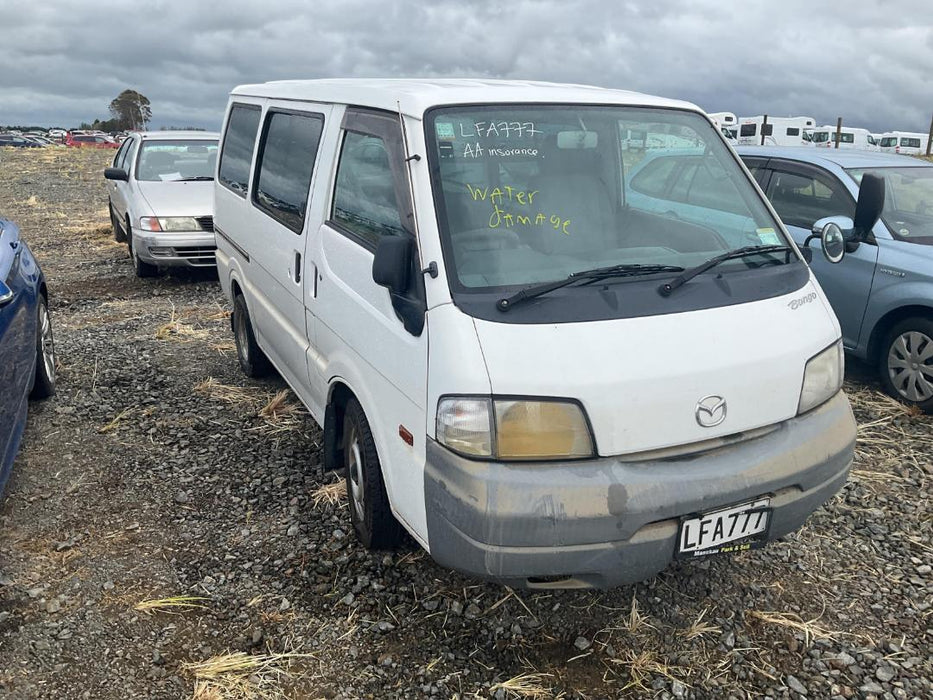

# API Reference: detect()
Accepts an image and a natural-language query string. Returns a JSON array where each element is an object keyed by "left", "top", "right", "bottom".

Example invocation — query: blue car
[
  {"left": 0, "top": 216, "right": 55, "bottom": 495},
  {"left": 737, "top": 147, "right": 933, "bottom": 412}
]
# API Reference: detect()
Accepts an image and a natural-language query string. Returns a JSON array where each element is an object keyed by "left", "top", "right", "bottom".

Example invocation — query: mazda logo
[{"left": 695, "top": 395, "right": 727, "bottom": 427}]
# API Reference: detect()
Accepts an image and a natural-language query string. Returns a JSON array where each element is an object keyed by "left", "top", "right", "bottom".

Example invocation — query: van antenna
[{"left": 397, "top": 100, "right": 425, "bottom": 252}]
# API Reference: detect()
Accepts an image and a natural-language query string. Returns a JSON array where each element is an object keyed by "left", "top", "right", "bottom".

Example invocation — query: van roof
[{"left": 229, "top": 78, "right": 700, "bottom": 118}]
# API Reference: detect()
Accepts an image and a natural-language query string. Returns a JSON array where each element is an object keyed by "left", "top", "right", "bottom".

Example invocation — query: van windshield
[
  {"left": 811, "top": 132, "right": 830, "bottom": 143},
  {"left": 848, "top": 166, "right": 933, "bottom": 245},
  {"left": 880, "top": 137, "right": 898, "bottom": 148},
  {"left": 425, "top": 105, "right": 785, "bottom": 291}
]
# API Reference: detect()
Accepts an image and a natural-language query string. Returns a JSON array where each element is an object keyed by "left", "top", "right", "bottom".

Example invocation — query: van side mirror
[
  {"left": 104, "top": 167, "right": 128, "bottom": 181},
  {"left": 372, "top": 236, "right": 412, "bottom": 295},
  {"left": 853, "top": 173, "right": 885, "bottom": 240}
]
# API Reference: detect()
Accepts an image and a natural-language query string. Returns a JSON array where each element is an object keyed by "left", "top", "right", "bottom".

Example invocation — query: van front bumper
[
  {"left": 423, "top": 391, "right": 855, "bottom": 589},
  {"left": 135, "top": 231, "right": 217, "bottom": 268}
]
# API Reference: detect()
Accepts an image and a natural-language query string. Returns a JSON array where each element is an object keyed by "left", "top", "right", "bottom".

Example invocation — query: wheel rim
[
  {"left": 346, "top": 425, "right": 366, "bottom": 522},
  {"left": 234, "top": 308, "right": 250, "bottom": 365},
  {"left": 39, "top": 303, "right": 55, "bottom": 383},
  {"left": 888, "top": 330, "right": 933, "bottom": 402}
]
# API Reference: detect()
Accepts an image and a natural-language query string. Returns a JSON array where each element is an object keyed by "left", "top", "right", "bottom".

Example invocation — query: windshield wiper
[
  {"left": 177, "top": 176, "right": 214, "bottom": 181},
  {"left": 497, "top": 264, "right": 686, "bottom": 312},
  {"left": 658, "top": 245, "right": 793, "bottom": 297}
]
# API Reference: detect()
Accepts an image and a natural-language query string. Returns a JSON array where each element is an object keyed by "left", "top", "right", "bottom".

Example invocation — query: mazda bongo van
[{"left": 214, "top": 79, "right": 859, "bottom": 589}]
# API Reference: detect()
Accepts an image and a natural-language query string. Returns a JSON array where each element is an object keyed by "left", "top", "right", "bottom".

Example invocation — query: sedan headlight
[
  {"left": 798, "top": 340, "right": 844, "bottom": 414},
  {"left": 436, "top": 397, "right": 595, "bottom": 460},
  {"left": 139, "top": 216, "right": 201, "bottom": 232}
]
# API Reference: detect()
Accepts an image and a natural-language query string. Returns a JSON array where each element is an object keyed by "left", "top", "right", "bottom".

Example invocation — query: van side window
[
  {"left": 740, "top": 124, "right": 756, "bottom": 137},
  {"left": 765, "top": 168, "right": 855, "bottom": 230},
  {"left": 629, "top": 157, "right": 678, "bottom": 197},
  {"left": 332, "top": 132, "right": 407, "bottom": 246},
  {"left": 786, "top": 127, "right": 800, "bottom": 136},
  {"left": 219, "top": 104, "right": 261, "bottom": 197},
  {"left": 252, "top": 110, "right": 324, "bottom": 234}
]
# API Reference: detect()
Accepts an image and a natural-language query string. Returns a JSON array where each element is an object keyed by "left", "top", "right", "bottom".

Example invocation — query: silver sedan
[{"left": 105, "top": 131, "right": 219, "bottom": 277}]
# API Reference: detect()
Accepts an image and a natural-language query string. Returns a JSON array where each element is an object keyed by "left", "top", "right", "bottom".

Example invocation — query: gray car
[
  {"left": 104, "top": 131, "right": 219, "bottom": 277},
  {"left": 738, "top": 146, "right": 933, "bottom": 412}
]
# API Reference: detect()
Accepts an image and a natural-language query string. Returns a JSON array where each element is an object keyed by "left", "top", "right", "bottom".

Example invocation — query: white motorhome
[
  {"left": 878, "top": 131, "right": 929, "bottom": 156},
  {"left": 214, "top": 79, "right": 855, "bottom": 589},
  {"left": 707, "top": 111, "right": 737, "bottom": 130},
  {"left": 736, "top": 116, "right": 816, "bottom": 147},
  {"left": 809, "top": 125, "right": 874, "bottom": 150}
]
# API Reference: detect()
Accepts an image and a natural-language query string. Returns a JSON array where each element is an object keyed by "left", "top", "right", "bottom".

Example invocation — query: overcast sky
[{"left": 1, "top": 0, "right": 931, "bottom": 133}]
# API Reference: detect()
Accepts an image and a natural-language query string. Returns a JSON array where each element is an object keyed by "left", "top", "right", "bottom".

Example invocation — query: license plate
[{"left": 677, "top": 498, "right": 771, "bottom": 558}]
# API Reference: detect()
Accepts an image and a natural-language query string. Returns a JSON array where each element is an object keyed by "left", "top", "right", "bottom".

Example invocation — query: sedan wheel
[
  {"left": 880, "top": 317, "right": 933, "bottom": 413},
  {"left": 31, "top": 296, "right": 56, "bottom": 398}
]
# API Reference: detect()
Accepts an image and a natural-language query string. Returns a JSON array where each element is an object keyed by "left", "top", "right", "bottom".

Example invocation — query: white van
[
  {"left": 736, "top": 116, "right": 815, "bottom": 147},
  {"left": 214, "top": 79, "right": 856, "bottom": 589},
  {"left": 810, "top": 125, "right": 874, "bottom": 150},
  {"left": 878, "top": 131, "right": 929, "bottom": 156}
]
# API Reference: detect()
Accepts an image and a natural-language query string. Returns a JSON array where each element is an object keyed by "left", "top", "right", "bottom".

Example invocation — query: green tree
[{"left": 109, "top": 89, "right": 152, "bottom": 131}]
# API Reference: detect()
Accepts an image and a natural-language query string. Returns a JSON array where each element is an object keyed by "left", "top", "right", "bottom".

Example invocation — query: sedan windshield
[
  {"left": 848, "top": 166, "right": 933, "bottom": 245},
  {"left": 136, "top": 140, "right": 219, "bottom": 182},
  {"left": 426, "top": 105, "right": 785, "bottom": 290}
]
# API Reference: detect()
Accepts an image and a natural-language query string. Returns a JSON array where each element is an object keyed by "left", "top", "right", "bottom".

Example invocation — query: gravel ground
[{"left": 0, "top": 147, "right": 930, "bottom": 700}]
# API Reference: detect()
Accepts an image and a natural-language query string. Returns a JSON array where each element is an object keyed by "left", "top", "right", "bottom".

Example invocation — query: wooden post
[
  {"left": 835, "top": 117, "right": 843, "bottom": 149},
  {"left": 761, "top": 115, "right": 768, "bottom": 146},
  {"left": 926, "top": 112, "right": 933, "bottom": 156}
]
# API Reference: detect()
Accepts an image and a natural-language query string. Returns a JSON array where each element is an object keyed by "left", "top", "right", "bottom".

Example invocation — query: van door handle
[{"left": 294, "top": 252, "right": 301, "bottom": 284}]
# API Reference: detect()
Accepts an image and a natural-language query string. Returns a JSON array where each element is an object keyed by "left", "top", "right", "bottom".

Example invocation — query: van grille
[{"left": 196, "top": 216, "right": 214, "bottom": 232}]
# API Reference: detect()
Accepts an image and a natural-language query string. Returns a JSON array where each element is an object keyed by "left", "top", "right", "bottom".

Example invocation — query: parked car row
[{"left": 4, "top": 79, "right": 930, "bottom": 594}]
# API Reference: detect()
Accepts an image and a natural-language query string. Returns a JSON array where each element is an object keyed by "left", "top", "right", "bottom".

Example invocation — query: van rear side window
[
  {"left": 219, "top": 104, "right": 261, "bottom": 197},
  {"left": 252, "top": 110, "right": 324, "bottom": 234},
  {"left": 740, "top": 124, "right": 756, "bottom": 137}
]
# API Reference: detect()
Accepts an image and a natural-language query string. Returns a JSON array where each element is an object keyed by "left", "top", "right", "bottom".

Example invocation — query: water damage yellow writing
[{"left": 465, "top": 184, "right": 571, "bottom": 235}]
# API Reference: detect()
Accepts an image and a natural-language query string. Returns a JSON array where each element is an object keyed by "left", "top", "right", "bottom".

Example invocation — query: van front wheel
[
  {"left": 343, "top": 398, "right": 403, "bottom": 549},
  {"left": 879, "top": 317, "right": 933, "bottom": 413}
]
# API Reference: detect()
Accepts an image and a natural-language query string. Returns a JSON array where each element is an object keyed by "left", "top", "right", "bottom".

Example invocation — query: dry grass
[
  {"left": 194, "top": 377, "right": 261, "bottom": 407},
  {"left": 185, "top": 650, "right": 316, "bottom": 700},
  {"left": 156, "top": 305, "right": 211, "bottom": 341},
  {"left": 310, "top": 478, "right": 347, "bottom": 509},
  {"left": 134, "top": 595, "right": 209, "bottom": 615},
  {"left": 746, "top": 609, "right": 839, "bottom": 645},
  {"left": 489, "top": 672, "right": 555, "bottom": 699},
  {"left": 625, "top": 592, "right": 655, "bottom": 635},
  {"left": 682, "top": 606, "right": 721, "bottom": 641},
  {"left": 254, "top": 389, "right": 309, "bottom": 436},
  {"left": 612, "top": 649, "right": 686, "bottom": 693}
]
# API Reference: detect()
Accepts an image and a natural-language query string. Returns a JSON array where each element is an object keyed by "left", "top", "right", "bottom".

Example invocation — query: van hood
[
  {"left": 471, "top": 280, "right": 840, "bottom": 456},
  {"left": 136, "top": 180, "right": 213, "bottom": 217}
]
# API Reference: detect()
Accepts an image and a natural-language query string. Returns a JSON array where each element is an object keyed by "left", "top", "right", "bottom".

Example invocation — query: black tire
[
  {"left": 232, "top": 294, "right": 272, "bottom": 378},
  {"left": 343, "top": 398, "right": 403, "bottom": 549},
  {"left": 878, "top": 316, "right": 933, "bottom": 413},
  {"left": 31, "top": 295, "right": 56, "bottom": 399},
  {"left": 127, "top": 222, "right": 157, "bottom": 278},
  {"left": 109, "top": 201, "right": 125, "bottom": 242}
]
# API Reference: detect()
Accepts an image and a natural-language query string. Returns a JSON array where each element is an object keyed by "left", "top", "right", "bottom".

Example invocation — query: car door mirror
[
  {"left": 103, "top": 167, "right": 128, "bottom": 181},
  {"left": 0, "top": 279, "right": 14, "bottom": 307},
  {"left": 372, "top": 236, "right": 412, "bottom": 294},
  {"left": 819, "top": 222, "right": 847, "bottom": 264},
  {"left": 853, "top": 173, "right": 885, "bottom": 240},
  {"left": 809, "top": 215, "right": 857, "bottom": 262}
]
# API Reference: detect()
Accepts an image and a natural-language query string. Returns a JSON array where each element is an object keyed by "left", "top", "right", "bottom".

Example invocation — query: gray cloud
[{"left": 1, "top": 0, "right": 931, "bottom": 133}]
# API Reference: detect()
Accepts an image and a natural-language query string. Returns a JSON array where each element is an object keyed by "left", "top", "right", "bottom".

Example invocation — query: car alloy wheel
[
  {"left": 887, "top": 330, "right": 933, "bottom": 403},
  {"left": 346, "top": 422, "right": 366, "bottom": 523},
  {"left": 39, "top": 301, "right": 55, "bottom": 384}
]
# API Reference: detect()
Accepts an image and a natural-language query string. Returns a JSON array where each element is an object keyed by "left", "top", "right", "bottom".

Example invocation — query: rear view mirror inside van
[{"left": 557, "top": 131, "right": 598, "bottom": 149}]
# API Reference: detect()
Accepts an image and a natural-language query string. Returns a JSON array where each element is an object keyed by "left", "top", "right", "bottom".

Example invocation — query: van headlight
[
  {"left": 798, "top": 341, "right": 844, "bottom": 414},
  {"left": 436, "top": 397, "right": 595, "bottom": 460}
]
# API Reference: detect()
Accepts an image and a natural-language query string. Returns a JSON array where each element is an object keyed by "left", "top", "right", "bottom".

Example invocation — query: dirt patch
[{"left": 0, "top": 148, "right": 930, "bottom": 699}]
